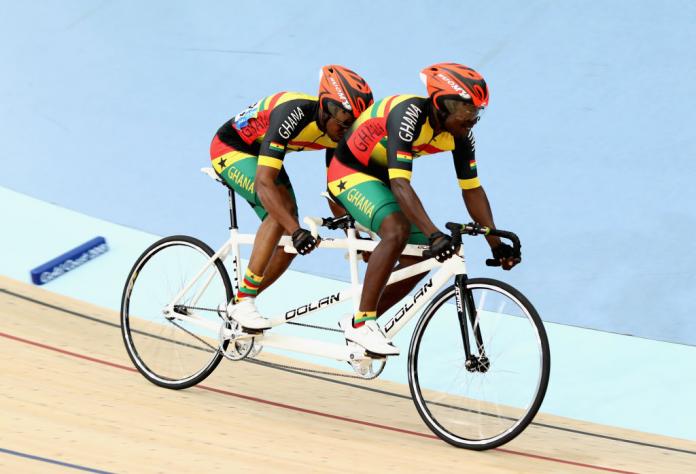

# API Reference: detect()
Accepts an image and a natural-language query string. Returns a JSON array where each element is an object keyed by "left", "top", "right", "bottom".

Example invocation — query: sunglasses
[
  {"left": 442, "top": 98, "right": 483, "bottom": 124},
  {"left": 326, "top": 102, "right": 355, "bottom": 130}
]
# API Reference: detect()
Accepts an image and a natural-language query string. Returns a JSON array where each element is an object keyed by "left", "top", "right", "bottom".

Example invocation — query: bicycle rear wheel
[
  {"left": 121, "top": 235, "right": 233, "bottom": 389},
  {"left": 408, "top": 278, "right": 550, "bottom": 450}
]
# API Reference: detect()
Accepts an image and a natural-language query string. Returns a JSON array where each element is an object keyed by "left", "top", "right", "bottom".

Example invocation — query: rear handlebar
[{"left": 298, "top": 216, "right": 522, "bottom": 268}]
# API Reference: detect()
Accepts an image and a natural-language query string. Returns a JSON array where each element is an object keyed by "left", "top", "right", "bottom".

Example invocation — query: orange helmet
[
  {"left": 318, "top": 65, "right": 374, "bottom": 119},
  {"left": 420, "top": 63, "right": 489, "bottom": 111}
]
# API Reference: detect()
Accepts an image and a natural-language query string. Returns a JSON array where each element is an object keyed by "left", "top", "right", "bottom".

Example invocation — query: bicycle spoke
[{"left": 168, "top": 320, "right": 218, "bottom": 353}]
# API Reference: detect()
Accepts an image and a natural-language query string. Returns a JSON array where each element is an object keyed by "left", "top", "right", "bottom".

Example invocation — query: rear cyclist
[
  {"left": 328, "top": 63, "right": 519, "bottom": 355},
  {"left": 210, "top": 65, "right": 373, "bottom": 329}
]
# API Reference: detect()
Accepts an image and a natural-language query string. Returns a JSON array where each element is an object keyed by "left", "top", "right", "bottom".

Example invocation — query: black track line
[{"left": 2, "top": 287, "right": 694, "bottom": 456}]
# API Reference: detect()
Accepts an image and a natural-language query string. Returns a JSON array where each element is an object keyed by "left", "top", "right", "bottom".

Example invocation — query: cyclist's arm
[
  {"left": 256, "top": 100, "right": 314, "bottom": 234},
  {"left": 453, "top": 132, "right": 502, "bottom": 248},
  {"left": 462, "top": 187, "right": 502, "bottom": 248},
  {"left": 385, "top": 99, "right": 438, "bottom": 237}
]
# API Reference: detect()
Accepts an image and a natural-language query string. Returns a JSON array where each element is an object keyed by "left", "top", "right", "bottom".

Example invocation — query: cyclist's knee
[
  {"left": 379, "top": 213, "right": 410, "bottom": 248},
  {"left": 260, "top": 215, "right": 284, "bottom": 233}
]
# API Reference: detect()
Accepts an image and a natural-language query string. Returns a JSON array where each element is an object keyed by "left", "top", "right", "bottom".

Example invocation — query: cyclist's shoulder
[
  {"left": 392, "top": 94, "right": 428, "bottom": 104},
  {"left": 241, "top": 92, "right": 316, "bottom": 117},
  {"left": 386, "top": 94, "right": 428, "bottom": 111},
  {"left": 352, "top": 95, "right": 427, "bottom": 133},
  {"left": 272, "top": 92, "right": 318, "bottom": 108},
  {"left": 372, "top": 94, "right": 428, "bottom": 115},
  {"left": 381, "top": 95, "right": 429, "bottom": 131},
  {"left": 266, "top": 92, "right": 318, "bottom": 123}
]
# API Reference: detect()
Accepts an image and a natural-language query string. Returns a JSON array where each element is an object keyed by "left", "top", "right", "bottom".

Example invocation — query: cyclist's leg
[
  {"left": 376, "top": 216, "right": 429, "bottom": 313},
  {"left": 328, "top": 161, "right": 429, "bottom": 318},
  {"left": 362, "top": 211, "right": 411, "bottom": 309},
  {"left": 258, "top": 169, "right": 298, "bottom": 293},
  {"left": 211, "top": 137, "right": 296, "bottom": 299},
  {"left": 377, "top": 254, "right": 428, "bottom": 314},
  {"left": 211, "top": 137, "right": 266, "bottom": 219},
  {"left": 248, "top": 208, "right": 290, "bottom": 295},
  {"left": 366, "top": 211, "right": 430, "bottom": 316}
]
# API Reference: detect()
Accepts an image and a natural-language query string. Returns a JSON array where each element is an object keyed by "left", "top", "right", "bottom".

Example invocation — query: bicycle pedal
[
  {"left": 248, "top": 343, "right": 263, "bottom": 358},
  {"left": 240, "top": 327, "right": 265, "bottom": 335},
  {"left": 348, "top": 359, "right": 371, "bottom": 377},
  {"left": 347, "top": 354, "right": 387, "bottom": 379},
  {"left": 364, "top": 351, "right": 388, "bottom": 360}
]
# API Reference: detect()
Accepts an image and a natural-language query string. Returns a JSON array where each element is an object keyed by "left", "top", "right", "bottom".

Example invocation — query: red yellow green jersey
[
  {"left": 215, "top": 92, "right": 337, "bottom": 170},
  {"left": 333, "top": 95, "right": 481, "bottom": 190}
]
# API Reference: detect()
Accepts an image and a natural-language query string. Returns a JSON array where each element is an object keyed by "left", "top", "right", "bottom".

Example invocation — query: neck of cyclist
[{"left": 428, "top": 101, "right": 446, "bottom": 135}]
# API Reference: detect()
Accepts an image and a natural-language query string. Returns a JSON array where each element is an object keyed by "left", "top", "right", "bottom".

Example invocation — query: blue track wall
[{"left": 2, "top": 1, "right": 695, "bottom": 343}]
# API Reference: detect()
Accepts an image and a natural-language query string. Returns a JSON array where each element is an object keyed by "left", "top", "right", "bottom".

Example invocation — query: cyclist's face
[
  {"left": 442, "top": 101, "right": 482, "bottom": 138},
  {"left": 326, "top": 107, "right": 355, "bottom": 142}
]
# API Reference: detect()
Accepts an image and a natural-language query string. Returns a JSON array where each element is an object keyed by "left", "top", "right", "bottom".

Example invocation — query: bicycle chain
[
  {"left": 176, "top": 305, "right": 342, "bottom": 333},
  {"left": 176, "top": 305, "right": 364, "bottom": 378},
  {"left": 286, "top": 321, "right": 343, "bottom": 333},
  {"left": 246, "top": 357, "right": 368, "bottom": 380},
  {"left": 176, "top": 305, "right": 222, "bottom": 314}
]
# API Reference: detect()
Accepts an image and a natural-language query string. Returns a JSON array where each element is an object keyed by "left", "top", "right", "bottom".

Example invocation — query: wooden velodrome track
[{"left": 1, "top": 276, "right": 694, "bottom": 473}]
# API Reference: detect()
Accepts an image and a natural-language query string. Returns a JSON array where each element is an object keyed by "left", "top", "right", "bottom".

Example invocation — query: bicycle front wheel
[
  {"left": 408, "top": 278, "right": 550, "bottom": 450},
  {"left": 121, "top": 235, "right": 233, "bottom": 389}
]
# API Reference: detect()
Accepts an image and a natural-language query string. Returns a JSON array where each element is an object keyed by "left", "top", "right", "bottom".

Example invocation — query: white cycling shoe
[
  {"left": 339, "top": 316, "right": 399, "bottom": 356},
  {"left": 226, "top": 298, "right": 271, "bottom": 330}
]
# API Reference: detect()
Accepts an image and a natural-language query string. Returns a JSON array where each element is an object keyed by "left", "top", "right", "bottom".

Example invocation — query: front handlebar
[{"left": 423, "top": 222, "right": 522, "bottom": 267}]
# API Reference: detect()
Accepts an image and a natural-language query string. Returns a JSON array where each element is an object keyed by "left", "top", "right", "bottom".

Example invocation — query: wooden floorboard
[{"left": 1, "top": 276, "right": 694, "bottom": 473}]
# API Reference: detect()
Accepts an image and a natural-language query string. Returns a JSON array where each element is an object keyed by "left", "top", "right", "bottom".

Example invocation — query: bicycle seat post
[
  {"left": 227, "top": 187, "right": 238, "bottom": 230},
  {"left": 345, "top": 226, "right": 362, "bottom": 314}
]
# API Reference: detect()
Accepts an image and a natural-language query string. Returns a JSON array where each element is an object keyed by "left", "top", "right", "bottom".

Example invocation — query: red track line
[{"left": 0, "top": 331, "right": 638, "bottom": 474}]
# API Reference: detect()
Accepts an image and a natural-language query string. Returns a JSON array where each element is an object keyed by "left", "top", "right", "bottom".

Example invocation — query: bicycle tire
[
  {"left": 408, "top": 278, "right": 550, "bottom": 450},
  {"left": 121, "top": 235, "right": 233, "bottom": 389}
]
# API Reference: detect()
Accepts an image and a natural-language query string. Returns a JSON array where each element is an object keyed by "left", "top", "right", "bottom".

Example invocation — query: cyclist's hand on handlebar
[
  {"left": 429, "top": 231, "right": 460, "bottom": 262},
  {"left": 490, "top": 242, "right": 520, "bottom": 270},
  {"left": 292, "top": 228, "right": 319, "bottom": 255}
]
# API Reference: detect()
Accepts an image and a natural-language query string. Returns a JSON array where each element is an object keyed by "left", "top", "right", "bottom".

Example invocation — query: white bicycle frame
[{"left": 164, "top": 169, "right": 470, "bottom": 362}]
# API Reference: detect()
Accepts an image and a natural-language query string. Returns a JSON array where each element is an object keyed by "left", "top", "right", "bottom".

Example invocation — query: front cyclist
[
  {"left": 210, "top": 65, "right": 373, "bottom": 330},
  {"left": 328, "top": 63, "right": 519, "bottom": 355}
]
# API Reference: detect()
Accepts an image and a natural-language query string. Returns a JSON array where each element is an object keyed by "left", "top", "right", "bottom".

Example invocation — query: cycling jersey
[
  {"left": 211, "top": 92, "right": 337, "bottom": 220},
  {"left": 331, "top": 94, "right": 480, "bottom": 190},
  {"left": 215, "top": 92, "right": 337, "bottom": 171},
  {"left": 326, "top": 94, "right": 481, "bottom": 240}
]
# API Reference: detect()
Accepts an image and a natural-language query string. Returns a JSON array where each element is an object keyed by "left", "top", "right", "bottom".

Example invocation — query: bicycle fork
[{"left": 454, "top": 274, "right": 490, "bottom": 373}]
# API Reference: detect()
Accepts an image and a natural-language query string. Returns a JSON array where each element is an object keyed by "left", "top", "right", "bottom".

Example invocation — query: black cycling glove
[
  {"left": 292, "top": 228, "right": 318, "bottom": 255},
  {"left": 428, "top": 231, "right": 458, "bottom": 263},
  {"left": 491, "top": 242, "right": 514, "bottom": 261}
]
